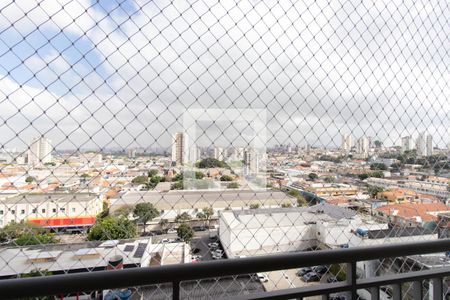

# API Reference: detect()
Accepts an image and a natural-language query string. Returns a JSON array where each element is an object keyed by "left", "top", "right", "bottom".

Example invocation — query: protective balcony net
[{"left": 0, "top": 0, "right": 449, "bottom": 299}]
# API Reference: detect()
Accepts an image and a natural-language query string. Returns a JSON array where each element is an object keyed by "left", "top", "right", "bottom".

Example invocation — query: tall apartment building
[
  {"left": 229, "top": 147, "right": 245, "bottom": 161},
  {"left": 356, "top": 137, "right": 370, "bottom": 157},
  {"left": 426, "top": 134, "right": 433, "bottom": 156},
  {"left": 171, "top": 132, "right": 188, "bottom": 165},
  {"left": 401, "top": 136, "right": 413, "bottom": 152},
  {"left": 341, "top": 133, "right": 352, "bottom": 153},
  {"left": 27, "top": 137, "right": 52, "bottom": 167},
  {"left": 416, "top": 132, "right": 426, "bottom": 156},
  {"left": 214, "top": 146, "right": 226, "bottom": 161},
  {"left": 244, "top": 149, "right": 259, "bottom": 175}
]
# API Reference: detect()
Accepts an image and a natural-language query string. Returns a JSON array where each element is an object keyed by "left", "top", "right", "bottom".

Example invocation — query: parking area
[{"left": 189, "top": 235, "right": 226, "bottom": 262}]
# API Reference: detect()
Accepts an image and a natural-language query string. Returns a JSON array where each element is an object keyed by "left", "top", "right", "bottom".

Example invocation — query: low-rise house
[{"left": 376, "top": 202, "right": 450, "bottom": 227}]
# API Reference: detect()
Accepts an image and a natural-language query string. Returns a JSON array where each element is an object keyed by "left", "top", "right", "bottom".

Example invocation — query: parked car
[
  {"left": 313, "top": 265, "right": 329, "bottom": 274},
  {"left": 191, "top": 255, "right": 201, "bottom": 261},
  {"left": 297, "top": 267, "right": 313, "bottom": 277},
  {"left": 327, "top": 276, "right": 338, "bottom": 283},
  {"left": 208, "top": 242, "right": 219, "bottom": 248},
  {"left": 302, "top": 272, "right": 320, "bottom": 282},
  {"left": 167, "top": 228, "right": 177, "bottom": 234},
  {"left": 161, "top": 238, "right": 169, "bottom": 243},
  {"left": 212, "top": 253, "right": 223, "bottom": 259},
  {"left": 192, "top": 226, "right": 206, "bottom": 231}
]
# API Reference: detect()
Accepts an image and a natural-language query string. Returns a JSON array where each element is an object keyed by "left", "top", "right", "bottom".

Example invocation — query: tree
[
  {"left": 171, "top": 181, "right": 183, "bottom": 190},
  {"left": 88, "top": 216, "right": 137, "bottom": 241},
  {"left": 80, "top": 173, "right": 91, "bottom": 178},
  {"left": 287, "top": 189, "right": 308, "bottom": 207},
  {"left": 367, "top": 186, "right": 384, "bottom": 198},
  {"left": 175, "top": 212, "right": 192, "bottom": 223},
  {"left": 177, "top": 224, "right": 194, "bottom": 242},
  {"left": 133, "top": 203, "right": 160, "bottom": 233},
  {"left": 201, "top": 207, "right": 214, "bottom": 228},
  {"left": 148, "top": 169, "right": 159, "bottom": 177},
  {"left": 374, "top": 140, "right": 383, "bottom": 148},
  {"left": 249, "top": 203, "right": 260, "bottom": 209},
  {"left": 159, "top": 219, "right": 169, "bottom": 232},
  {"left": 196, "top": 158, "right": 228, "bottom": 168},
  {"left": 196, "top": 212, "right": 207, "bottom": 227},
  {"left": 370, "top": 171, "right": 384, "bottom": 178},
  {"left": 0, "top": 221, "right": 58, "bottom": 246},
  {"left": 195, "top": 171, "right": 205, "bottom": 179},
  {"left": 296, "top": 195, "right": 307, "bottom": 207},
  {"left": 20, "top": 269, "right": 52, "bottom": 278},
  {"left": 358, "top": 174, "right": 369, "bottom": 180},
  {"left": 228, "top": 182, "right": 240, "bottom": 189},
  {"left": 390, "top": 163, "right": 402, "bottom": 172},
  {"left": 25, "top": 176, "right": 35, "bottom": 184},
  {"left": 113, "top": 205, "right": 133, "bottom": 218},
  {"left": 308, "top": 173, "right": 318, "bottom": 181},
  {"left": 281, "top": 202, "right": 292, "bottom": 208},
  {"left": 131, "top": 175, "right": 148, "bottom": 185},
  {"left": 15, "top": 232, "right": 58, "bottom": 246},
  {"left": 220, "top": 175, "right": 233, "bottom": 181},
  {"left": 324, "top": 176, "right": 335, "bottom": 183},
  {"left": 370, "top": 163, "right": 387, "bottom": 171}
]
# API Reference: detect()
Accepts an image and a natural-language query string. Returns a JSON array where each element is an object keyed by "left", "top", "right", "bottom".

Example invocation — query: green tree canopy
[
  {"left": 175, "top": 212, "right": 192, "bottom": 223},
  {"left": 177, "top": 224, "right": 194, "bottom": 242},
  {"left": 159, "top": 218, "right": 169, "bottom": 230},
  {"left": 15, "top": 232, "right": 58, "bottom": 246},
  {"left": 131, "top": 175, "right": 148, "bottom": 185},
  {"left": 220, "top": 175, "right": 233, "bottom": 181},
  {"left": 133, "top": 203, "right": 160, "bottom": 232},
  {"left": 367, "top": 185, "right": 384, "bottom": 198},
  {"left": 88, "top": 216, "right": 137, "bottom": 241},
  {"left": 287, "top": 189, "right": 308, "bottom": 206},
  {"left": 249, "top": 203, "right": 260, "bottom": 209},
  {"left": 308, "top": 173, "right": 319, "bottom": 180},
  {"left": 358, "top": 173, "right": 369, "bottom": 180},
  {"left": 370, "top": 163, "right": 387, "bottom": 171},
  {"left": 228, "top": 182, "right": 240, "bottom": 189},
  {"left": 0, "top": 221, "right": 58, "bottom": 246},
  {"left": 148, "top": 169, "right": 159, "bottom": 177},
  {"left": 25, "top": 176, "right": 35, "bottom": 183},
  {"left": 171, "top": 181, "right": 183, "bottom": 190},
  {"left": 196, "top": 158, "right": 228, "bottom": 168}
]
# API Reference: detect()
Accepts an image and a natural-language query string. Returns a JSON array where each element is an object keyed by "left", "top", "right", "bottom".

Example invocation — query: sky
[{"left": 0, "top": 0, "right": 448, "bottom": 152}]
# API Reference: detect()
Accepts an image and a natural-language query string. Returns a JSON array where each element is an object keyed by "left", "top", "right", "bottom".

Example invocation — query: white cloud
[{"left": 0, "top": 0, "right": 448, "bottom": 149}]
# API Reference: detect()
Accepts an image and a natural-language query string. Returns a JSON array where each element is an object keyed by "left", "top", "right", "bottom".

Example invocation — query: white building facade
[{"left": 27, "top": 137, "right": 52, "bottom": 167}]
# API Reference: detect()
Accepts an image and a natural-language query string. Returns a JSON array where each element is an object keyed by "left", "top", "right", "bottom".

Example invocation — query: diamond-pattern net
[{"left": 0, "top": 0, "right": 448, "bottom": 299}]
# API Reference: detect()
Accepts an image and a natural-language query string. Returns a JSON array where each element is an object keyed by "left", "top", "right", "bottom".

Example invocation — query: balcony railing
[{"left": 0, "top": 239, "right": 449, "bottom": 300}]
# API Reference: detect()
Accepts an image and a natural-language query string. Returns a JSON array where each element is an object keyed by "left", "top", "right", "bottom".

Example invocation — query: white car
[
  {"left": 212, "top": 253, "right": 223, "bottom": 259},
  {"left": 211, "top": 249, "right": 223, "bottom": 256},
  {"left": 208, "top": 242, "right": 219, "bottom": 248},
  {"left": 167, "top": 228, "right": 177, "bottom": 234},
  {"left": 161, "top": 238, "right": 169, "bottom": 243}
]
